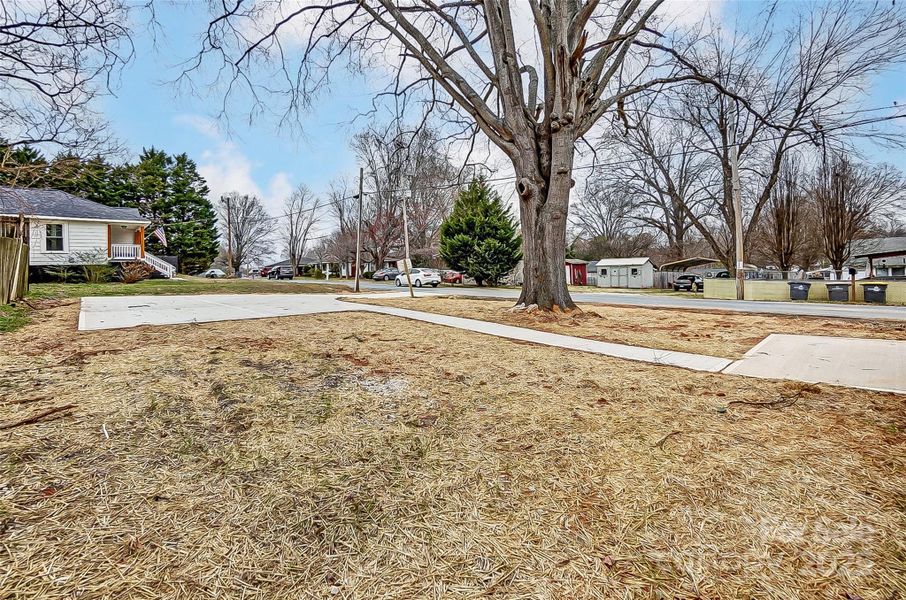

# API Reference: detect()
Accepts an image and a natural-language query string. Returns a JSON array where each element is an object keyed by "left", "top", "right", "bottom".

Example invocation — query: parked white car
[
  {"left": 200, "top": 268, "right": 226, "bottom": 278},
  {"left": 395, "top": 268, "right": 441, "bottom": 288}
]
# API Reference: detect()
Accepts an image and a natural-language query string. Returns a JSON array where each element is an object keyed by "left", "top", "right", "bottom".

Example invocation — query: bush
[
  {"left": 46, "top": 265, "right": 76, "bottom": 283},
  {"left": 311, "top": 268, "right": 324, "bottom": 279},
  {"left": 72, "top": 249, "right": 114, "bottom": 283},
  {"left": 362, "top": 271, "right": 375, "bottom": 279},
  {"left": 120, "top": 262, "right": 156, "bottom": 283}
]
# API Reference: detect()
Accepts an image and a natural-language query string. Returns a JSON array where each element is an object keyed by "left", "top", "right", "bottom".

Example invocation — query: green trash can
[
  {"left": 825, "top": 283, "right": 851, "bottom": 302},
  {"left": 861, "top": 282, "right": 888, "bottom": 304},
  {"left": 787, "top": 281, "right": 811, "bottom": 301}
]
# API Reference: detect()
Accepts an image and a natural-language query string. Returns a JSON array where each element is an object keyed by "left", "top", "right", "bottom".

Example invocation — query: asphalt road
[{"left": 298, "top": 278, "right": 906, "bottom": 321}]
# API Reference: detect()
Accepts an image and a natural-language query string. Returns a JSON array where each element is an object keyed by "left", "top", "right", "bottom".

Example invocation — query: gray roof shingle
[{"left": 0, "top": 187, "right": 146, "bottom": 222}]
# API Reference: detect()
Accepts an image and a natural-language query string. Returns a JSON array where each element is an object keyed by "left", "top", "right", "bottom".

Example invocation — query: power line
[{"left": 153, "top": 105, "right": 906, "bottom": 230}]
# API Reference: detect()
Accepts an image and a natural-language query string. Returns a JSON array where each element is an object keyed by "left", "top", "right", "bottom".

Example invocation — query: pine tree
[
  {"left": 439, "top": 179, "right": 521, "bottom": 286},
  {"left": 134, "top": 148, "right": 171, "bottom": 220},
  {"left": 0, "top": 144, "right": 48, "bottom": 186},
  {"left": 158, "top": 153, "right": 219, "bottom": 273}
]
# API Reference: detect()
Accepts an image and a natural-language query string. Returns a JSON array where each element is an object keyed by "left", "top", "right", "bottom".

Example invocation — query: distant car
[
  {"left": 395, "top": 268, "right": 441, "bottom": 288},
  {"left": 442, "top": 270, "right": 463, "bottom": 284},
  {"left": 373, "top": 268, "right": 400, "bottom": 281},
  {"left": 259, "top": 266, "right": 273, "bottom": 278},
  {"left": 268, "top": 265, "right": 294, "bottom": 280},
  {"left": 200, "top": 268, "right": 226, "bottom": 278},
  {"left": 672, "top": 274, "right": 703, "bottom": 292}
]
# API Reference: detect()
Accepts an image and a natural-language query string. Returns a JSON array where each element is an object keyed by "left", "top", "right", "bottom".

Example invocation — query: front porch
[{"left": 108, "top": 225, "right": 145, "bottom": 261}]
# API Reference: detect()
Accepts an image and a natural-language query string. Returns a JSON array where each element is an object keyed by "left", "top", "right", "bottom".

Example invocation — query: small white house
[
  {"left": 595, "top": 257, "right": 656, "bottom": 288},
  {"left": 0, "top": 187, "right": 174, "bottom": 277}
]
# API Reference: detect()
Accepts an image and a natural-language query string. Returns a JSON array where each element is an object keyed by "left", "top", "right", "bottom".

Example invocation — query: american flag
[{"left": 152, "top": 227, "right": 167, "bottom": 247}]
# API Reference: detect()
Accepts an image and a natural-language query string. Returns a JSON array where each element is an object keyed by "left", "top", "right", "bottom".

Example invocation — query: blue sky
[
  {"left": 100, "top": 0, "right": 906, "bottom": 229},
  {"left": 101, "top": 1, "right": 373, "bottom": 226}
]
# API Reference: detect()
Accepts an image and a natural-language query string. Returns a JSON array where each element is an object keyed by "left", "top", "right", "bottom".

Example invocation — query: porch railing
[{"left": 110, "top": 243, "right": 141, "bottom": 260}]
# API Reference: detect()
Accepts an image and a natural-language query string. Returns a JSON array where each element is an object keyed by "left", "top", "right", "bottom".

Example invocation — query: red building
[{"left": 565, "top": 259, "right": 588, "bottom": 286}]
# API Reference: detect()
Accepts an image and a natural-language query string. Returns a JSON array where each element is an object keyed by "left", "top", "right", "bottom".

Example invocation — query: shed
[
  {"left": 595, "top": 257, "right": 656, "bottom": 289},
  {"left": 565, "top": 258, "right": 588, "bottom": 286},
  {"left": 851, "top": 237, "right": 906, "bottom": 278}
]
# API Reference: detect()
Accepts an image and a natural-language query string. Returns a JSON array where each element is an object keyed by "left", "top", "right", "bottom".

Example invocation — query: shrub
[
  {"left": 73, "top": 249, "right": 114, "bottom": 283},
  {"left": 46, "top": 265, "right": 75, "bottom": 283},
  {"left": 120, "top": 262, "right": 156, "bottom": 283},
  {"left": 311, "top": 268, "right": 324, "bottom": 279},
  {"left": 362, "top": 271, "right": 375, "bottom": 279}
]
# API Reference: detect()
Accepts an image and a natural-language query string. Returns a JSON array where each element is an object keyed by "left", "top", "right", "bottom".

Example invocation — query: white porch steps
[{"left": 142, "top": 252, "right": 176, "bottom": 278}]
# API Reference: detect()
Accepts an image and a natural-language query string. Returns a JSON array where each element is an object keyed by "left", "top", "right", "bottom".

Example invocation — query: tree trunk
[{"left": 514, "top": 134, "right": 576, "bottom": 311}]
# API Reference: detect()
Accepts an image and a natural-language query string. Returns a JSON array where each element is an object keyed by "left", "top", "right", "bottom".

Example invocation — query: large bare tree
[
  {"left": 760, "top": 159, "right": 806, "bottom": 275},
  {"left": 350, "top": 123, "right": 457, "bottom": 266},
  {"left": 0, "top": 0, "right": 133, "bottom": 154},
  {"left": 665, "top": 1, "right": 906, "bottom": 273},
  {"left": 281, "top": 185, "right": 322, "bottom": 274},
  {"left": 596, "top": 112, "right": 709, "bottom": 260},
  {"left": 218, "top": 193, "right": 272, "bottom": 274},
  {"left": 188, "top": 0, "right": 734, "bottom": 310},
  {"left": 814, "top": 157, "right": 904, "bottom": 278}
]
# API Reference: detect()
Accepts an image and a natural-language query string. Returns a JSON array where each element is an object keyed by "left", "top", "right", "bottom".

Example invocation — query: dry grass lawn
[
  {"left": 1, "top": 301, "right": 904, "bottom": 599},
  {"left": 347, "top": 295, "right": 906, "bottom": 358}
]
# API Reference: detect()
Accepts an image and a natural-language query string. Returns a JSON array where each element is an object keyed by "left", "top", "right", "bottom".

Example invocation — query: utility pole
[
  {"left": 354, "top": 167, "right": 363, "bottom": 293},
  {"left": 401, "top": 191, "right": 415, "bottom": 298},
  {"left": 224, "top": 195, "right": 233, "bottom": 278},
  {"left": 729, "top": 103, "right": 745, "bottom": 300}
]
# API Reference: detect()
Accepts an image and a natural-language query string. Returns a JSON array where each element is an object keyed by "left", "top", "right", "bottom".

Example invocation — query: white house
[
  {"left": 0, "top": 187, "right": 174, "bottom": 277},
  {"left": 595, "top": 257, "right": 656, "bottom": 288}
]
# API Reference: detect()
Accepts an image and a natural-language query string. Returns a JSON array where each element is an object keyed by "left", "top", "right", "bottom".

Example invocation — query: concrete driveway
[
  {"left": 724, "top": 334, "right": 906, "bottom": 394},
  {"left": 77, "top": 293, "right": 350, "bottom": 330}
]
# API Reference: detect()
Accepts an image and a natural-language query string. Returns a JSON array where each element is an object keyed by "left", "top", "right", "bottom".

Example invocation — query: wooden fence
[{"left": 1, "top": 237, "right": 29, "bottom": 304}]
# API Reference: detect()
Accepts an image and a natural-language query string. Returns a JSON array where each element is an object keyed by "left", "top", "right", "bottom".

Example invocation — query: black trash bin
[
  {"left": 825, "top": 283, "right": 851, "bottom": 302},
  {"left": 788, "top": 281, "right": 811, "bottom": 301},
  {"left": 861, "top": 282, "right": 888, "bottom": 304}
]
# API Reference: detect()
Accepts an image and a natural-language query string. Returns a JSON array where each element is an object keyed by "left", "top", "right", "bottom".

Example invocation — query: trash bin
[
  {"left": 861, "top": 282, "right": 888, "bottom": 304},
  {"left": 787, "top": 281, "right": 811, "bottom": 301},
  {"left": 825, "top": 283, "right": 851, "bottom": 302}
]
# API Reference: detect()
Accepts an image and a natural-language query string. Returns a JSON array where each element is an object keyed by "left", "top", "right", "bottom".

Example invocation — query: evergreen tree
[
  {"left": 439, "top": 179, "right": 521, "bottom": 286},
  {"left": 134, "top": 148, "right": 172, "bottom": 220},
  {"left": 154, "top": 153, "right": 219, "bottom": 272},
  {"left": 0, "top": 144, "right": 48, "bottom": 187}
]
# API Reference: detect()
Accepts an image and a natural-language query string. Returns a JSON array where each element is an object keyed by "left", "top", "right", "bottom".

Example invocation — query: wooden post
[
  {"left": 354, "top": 167, "right": 363, "bottom": 293},
  {"left": 9, "top": 214, "right": 25, "bottom": 302},
  {"left": 729, "top": 103, "right": 745, "bottom": 301},
  {"left": 225, "top": 196, "right": 233, "bottom": 277},
  {"left": 401, "top": 192, "right": 414, "bottom": 298}
]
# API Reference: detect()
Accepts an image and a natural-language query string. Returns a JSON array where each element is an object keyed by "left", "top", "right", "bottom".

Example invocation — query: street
[{"left": 298, "top": 278, "right": 906, "bottom": 321}]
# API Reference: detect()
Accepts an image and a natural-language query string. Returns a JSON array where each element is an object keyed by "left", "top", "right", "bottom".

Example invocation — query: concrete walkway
[{"left": 77, "top": 293, "right": 905, "bottom": 393}]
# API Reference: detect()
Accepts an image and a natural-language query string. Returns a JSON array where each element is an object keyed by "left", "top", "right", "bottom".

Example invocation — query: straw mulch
[
  {"left": 345, "top": 295, "right": 906, "bottom": 358},
  {"left": 0, "top": 302, "right": 904, "bottom": 599}
]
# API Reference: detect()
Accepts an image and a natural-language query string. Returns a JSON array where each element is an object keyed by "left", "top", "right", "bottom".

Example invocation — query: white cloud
[
  {"left": 195, "top": 140, "right": 293, "bottom": 217},
  {"left": 174, "top": 114, "right": 221, "bottom": 140},
  {"left": 174, "top": 114, "right": 294, "bottom": 217}
]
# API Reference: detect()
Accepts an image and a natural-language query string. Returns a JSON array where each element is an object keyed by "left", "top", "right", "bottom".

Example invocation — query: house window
[
  {"left": 631, "top": 268, "right": 639, "bottom": 276},
  {"left": 45, "top": 224, "right": 64, "bottom": 252},
  {"left": 601, "top": 269, "right": 608, "bottom": 276}
]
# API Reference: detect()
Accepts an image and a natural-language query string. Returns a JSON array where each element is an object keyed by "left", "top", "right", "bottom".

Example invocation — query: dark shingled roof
[{"left": 0, "top": 187, "right": 146, "bottom": 222}]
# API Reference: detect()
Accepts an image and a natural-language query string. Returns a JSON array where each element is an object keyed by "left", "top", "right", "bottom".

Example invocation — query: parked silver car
[{"left": 395, "top": 268, "right": 441, "bottom": 288}]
